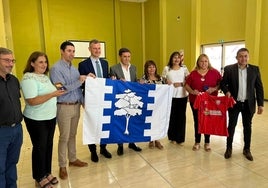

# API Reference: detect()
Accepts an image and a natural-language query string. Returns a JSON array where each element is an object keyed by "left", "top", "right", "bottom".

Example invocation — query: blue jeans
[{"left": 0, "top": 123, "right": 23, "bottom": 188}]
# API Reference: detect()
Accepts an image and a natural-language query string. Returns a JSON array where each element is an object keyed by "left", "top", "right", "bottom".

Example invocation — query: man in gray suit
[
  {"left": 110, "top": 48, "right": 142, "bottom": 156},
  {"left": 220, "top": 48, "right": 264, "bottom": 161}
]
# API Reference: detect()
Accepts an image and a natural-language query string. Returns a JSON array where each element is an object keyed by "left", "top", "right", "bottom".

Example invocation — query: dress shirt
[
  {"left": 0, "top": 74, "right": 23, "bottom": 125},
  {"left": 237, "top": 65, "right": 247, "bottom": 102},
  {"left": 50, "top": 60, "right": 83, "bottom": 103},
  {"left": 90, "top": 57, "right": 103, "bottom": 77},
  {"left": 121, "top": 63, "right": 131, "bottom": 81}
]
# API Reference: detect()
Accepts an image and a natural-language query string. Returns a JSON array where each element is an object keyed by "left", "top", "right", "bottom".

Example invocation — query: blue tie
[{"left": 95, "top": 60, "right": 102, "bottom": 78}]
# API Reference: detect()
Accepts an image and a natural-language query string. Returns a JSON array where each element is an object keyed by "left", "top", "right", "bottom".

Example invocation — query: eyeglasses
[{"left": 0, "top": 58, "right": 16, "bottom": 63}]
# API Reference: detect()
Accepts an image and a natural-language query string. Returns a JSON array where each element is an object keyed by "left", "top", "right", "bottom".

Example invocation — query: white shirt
[
  {"left": 237, "top": 65, "right": 247, "bottom": 102},
  {"left": 162, "top": 66, "right": 189, "bottom": 98},
  {"left": 121, "top": 63, "right": 131, "bottom": 81}
]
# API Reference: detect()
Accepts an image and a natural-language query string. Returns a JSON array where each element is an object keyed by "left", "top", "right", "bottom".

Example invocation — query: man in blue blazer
[
  {"left": 110, "top": 47, "right": 142, "bottom": 156},
  {"left": 220, "top": 48, "right": 264, "bottom": 161},
  {"left": 78, "top": 39, "right": 112, "bottom": 162}
]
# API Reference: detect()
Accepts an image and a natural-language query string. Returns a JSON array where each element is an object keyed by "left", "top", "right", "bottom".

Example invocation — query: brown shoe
[
  {"left": 149, "top": 141, "right": 154, "bottom": 149},
  {"left": 155, "top": 141, "right": 163, "bottom": 149},
  {"left": 69, "top": 159, "right": 88, "bottom": 167},
  {"left": 59, "top": 167, "right": 68, "bottom": 180},
  {"left": 243, "top": 149, "right": 253, "bottom": 161},
  {"left": 224, "top": 147, "right": 232, "bottom": 159}
]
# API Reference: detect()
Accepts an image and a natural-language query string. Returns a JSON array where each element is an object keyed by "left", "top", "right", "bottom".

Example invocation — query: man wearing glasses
[{"left": 0, "top": 47, "right": 23, "bottom": 188}]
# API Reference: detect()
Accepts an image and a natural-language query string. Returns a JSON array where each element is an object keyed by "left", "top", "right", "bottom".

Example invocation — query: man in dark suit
[
  {"left": 110, "top": 47, "right": 142, "bottom": 156},
  {"left": 78, "top": 39, "right": 112, "bottom": 162},
  {"left": 220, "top": 47, "right": 264, "bottom": 161}
]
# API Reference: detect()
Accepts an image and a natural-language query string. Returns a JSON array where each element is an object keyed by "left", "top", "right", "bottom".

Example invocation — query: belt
[
  {"left": 0, "top": 123, "right": 17, "bottom": 127},
  {"left": 237, "top": 100, "right": 248, "bottom": 103},
  {"left": 57, "top": 101, "right": 80, "bottom": 105}
]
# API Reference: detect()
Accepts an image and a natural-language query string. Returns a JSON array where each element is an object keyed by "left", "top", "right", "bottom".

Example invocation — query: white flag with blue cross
[{"left": 83, "top": 77, "right": 173, "bottom": 144}]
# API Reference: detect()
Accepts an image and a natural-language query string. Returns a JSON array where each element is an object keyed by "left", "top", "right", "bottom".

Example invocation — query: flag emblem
[{"left": 83, "top": 77, "right": 173, "bottom": 144}]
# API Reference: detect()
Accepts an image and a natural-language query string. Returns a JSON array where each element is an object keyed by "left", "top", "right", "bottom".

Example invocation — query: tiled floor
[{"left": 17, "top": 102, "right": 268, "bottom": 188}]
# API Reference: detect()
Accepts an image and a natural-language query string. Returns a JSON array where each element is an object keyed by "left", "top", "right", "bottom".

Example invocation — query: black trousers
[
  {"left": 226, "top": 100, "right": 254, "bottom": 150},
  {"left": 24, "top": 116, "right": 56, "bottom": 181},
  {"left": 168, "top": 97, "right": 188, "bottom": 143},
  {"left": 190, "top": 103, "right": 210, "bottom": 143}
]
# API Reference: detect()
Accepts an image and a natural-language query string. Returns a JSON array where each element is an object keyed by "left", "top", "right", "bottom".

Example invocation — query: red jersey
[{"left": 194, "top": 92, "right": 236, "bottom": 136}]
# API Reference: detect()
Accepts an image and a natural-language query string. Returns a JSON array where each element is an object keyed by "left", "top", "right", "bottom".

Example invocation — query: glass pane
[
  {"left": 203, "top": 45, "right": 222, "bottom": 73},
  {"left": 223, "top": 43, "right": 245, "bottom": 66}
]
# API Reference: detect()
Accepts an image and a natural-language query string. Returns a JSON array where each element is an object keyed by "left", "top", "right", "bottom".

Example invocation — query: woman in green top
[{"left": 21, "top": 51, "right": 65, "bottom": 188}]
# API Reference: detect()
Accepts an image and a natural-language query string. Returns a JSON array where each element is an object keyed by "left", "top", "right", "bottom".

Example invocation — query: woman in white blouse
[{"left": 162, "top": 51, "right": 189, "bottom": 145}]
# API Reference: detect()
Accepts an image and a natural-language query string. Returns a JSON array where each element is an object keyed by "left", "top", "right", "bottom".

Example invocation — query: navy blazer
[
  {"left": 110, "top": 63, "right": 137, "bottom": 82},
  {"left": 78, "top": 58, "right": 109, "bottom": 78},
  {"left": 220, "top": 63, "right": 264, "bottom": 114}
]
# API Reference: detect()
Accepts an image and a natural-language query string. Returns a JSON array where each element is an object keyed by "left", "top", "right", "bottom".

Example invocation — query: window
[{"left": 202, "top": 41, "right": 245, "bottom": 74}]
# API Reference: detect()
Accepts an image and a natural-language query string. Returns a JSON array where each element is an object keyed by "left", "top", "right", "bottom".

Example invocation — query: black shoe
[
  {"left": 128, "top": 143, "right": 142, "bottom": 152},
  {"left": 91, "top": 151, "right": 99, "bottom": 162},
  {"left": 117, "top": 145, "right": 124, "bottom": 156},
  {"left": 224, "top": 148, "right": 232, "bottom": 159},
  {"left": 243, "top": 149, "right": 253, "bottom": 161},
  {"left": 100, "top": 148, "right": 112, "bottom": 158}
]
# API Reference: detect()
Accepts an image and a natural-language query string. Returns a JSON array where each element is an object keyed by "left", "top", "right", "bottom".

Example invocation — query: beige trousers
[{"left": 56, "top": 104, "right": 81, "bottom": 167}]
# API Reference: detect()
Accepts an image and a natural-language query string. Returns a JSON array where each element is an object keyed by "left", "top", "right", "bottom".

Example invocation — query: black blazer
[
  {"left": 220, "top": 63, "right": 264, "bottom": 114},
  {"left": 78, "top": 58, "right": 109, "bottom": 78}
]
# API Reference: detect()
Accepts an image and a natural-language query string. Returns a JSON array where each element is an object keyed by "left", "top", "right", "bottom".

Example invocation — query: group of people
[
  {"left": 158, "top": 48, "right": 263, "bottom": 163},
  {"left": 0, "top": 42, "right": 264, "bottom": 188},
  {"left": 176, "top": 49, "right": 263, "bottom": 162}
]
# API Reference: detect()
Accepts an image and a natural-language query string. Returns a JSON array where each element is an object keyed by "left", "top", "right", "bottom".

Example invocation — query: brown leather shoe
[
  {"left": 148, "top": 141, "right": 154, "bottom": 149},
  {"left": 69, "top": 159, "right": 88, "bottom": 167},
  {"left": 59, "top": 167, "right": 68, "bottom": 180},
  {"left": 155, "top": 141, "right": 163, "bottom": 149},
  {"left": 243, "top": 149, "right": 253, "bottom": 161},
  {"left": 224, "top": 148, "right": 232, "bottom": 159}
]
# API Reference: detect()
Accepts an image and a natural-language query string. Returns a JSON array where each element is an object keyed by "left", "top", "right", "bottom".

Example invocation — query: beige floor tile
[{"left": 17, "top": 102, "right": 268, "bottom": 188}]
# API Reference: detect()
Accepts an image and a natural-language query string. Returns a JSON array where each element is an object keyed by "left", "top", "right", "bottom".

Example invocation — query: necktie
[{"left": 95, "top": 60, "right": 102, "bottom": 78}]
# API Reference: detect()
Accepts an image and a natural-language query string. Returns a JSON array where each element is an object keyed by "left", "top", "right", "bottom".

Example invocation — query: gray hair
[{"left": 0, "top": 47, "right": 13, "bottom": 56}]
